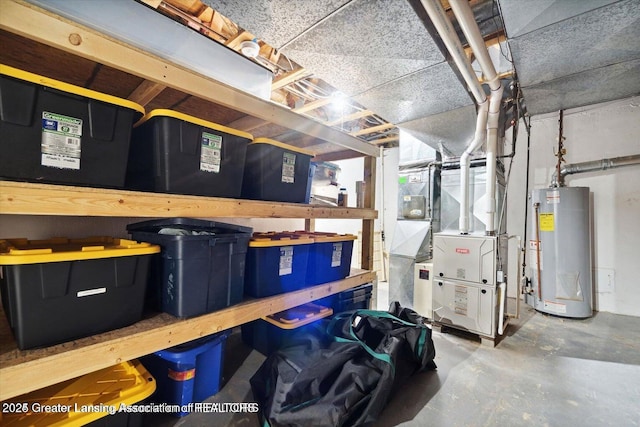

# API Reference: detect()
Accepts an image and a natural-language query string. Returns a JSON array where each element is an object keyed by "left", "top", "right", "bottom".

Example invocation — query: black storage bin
[
  {"left": 127, "top": 218, "right": 252, "bottom": 318},
  {"left": 0, "top": 237, "right": 159, "bottom": 350},
  {"left": 241, "top": 138, "right": 314, "bottom": 203},
  {"left": 126, "top": 109, "right": 252, "bottom": 197},
  {"left": 0, "top": 64, "right": 144, "bottom": 188}
]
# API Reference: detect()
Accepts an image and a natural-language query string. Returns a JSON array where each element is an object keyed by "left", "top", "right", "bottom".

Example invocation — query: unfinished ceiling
[{"left": 205, "top": 0, "right": 640, "bottom": 155}]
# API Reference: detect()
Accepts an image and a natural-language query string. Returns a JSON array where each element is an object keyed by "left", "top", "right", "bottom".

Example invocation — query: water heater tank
[{"left": 526, "top": 187, "right": 593, "bottom": 318}]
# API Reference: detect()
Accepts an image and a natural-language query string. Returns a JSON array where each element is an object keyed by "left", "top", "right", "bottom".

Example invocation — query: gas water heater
[{"left": 525, "top": 187, "right": 593, "bottom": 318}]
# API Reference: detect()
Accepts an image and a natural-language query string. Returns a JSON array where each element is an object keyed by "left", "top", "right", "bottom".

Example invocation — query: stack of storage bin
[
  {"left": 0, "top": 237, "right": 159, "bottom": 350},
  {"left": 127, "top": 218, "right": 252, "bottom": 318},
  {"left": 125, "top": 109, "right": 253, "bottom": 198},
  {"left": 244, "top": 231, "right": 356, "bottom": 299},
  {"left": 241, "top": 138, "right": 314, "bottom": 203},
  {"left": 0, "top": 359, "right": 155, "bottom": 426},
  {"left": 241, "top": 303, "right": 332, "bottom": 355},
  {"left": 0, "top": 64, "right": 144, "bottom": 188},
  {"left": 142, "top": 330, "right": 230, "bottom": 417}
]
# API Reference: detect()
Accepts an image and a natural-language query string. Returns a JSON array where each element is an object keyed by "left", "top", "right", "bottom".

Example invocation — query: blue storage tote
[
  {"left": 125, "top": 109, "right": 252, "bottom": 197},
  {"left": 0, "top": 64, "right": 145, "bottom": 188},
  {"left": 280, "top": 231, "right": 356, "bottom": 285},
  {"left": 141, "top": 330, "right": 230, "bottom": 417},
  {"left": 244, "top": 233, "right": 313, "bottom": 298},
  {"left": 306, "top": 232, "right": 356, "bottom": 285},
  {"left": 127, "top": 218, "right": 252, "bottom": 318},
  {"left": 241, "top": 138, "right": 314, "bottom": 203},
  {"left": 241, "top": 303, "right": 332, "bottom": 355}
]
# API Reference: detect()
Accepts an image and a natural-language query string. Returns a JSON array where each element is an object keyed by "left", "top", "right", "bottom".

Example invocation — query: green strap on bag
[{"left": 326, "top": 309, "right": 428, "bottom": 376}]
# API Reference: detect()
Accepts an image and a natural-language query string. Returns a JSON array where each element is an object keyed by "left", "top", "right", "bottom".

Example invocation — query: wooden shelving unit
[
  {"left": 0, "top": 269, "right": 376, "bottom": 400},
  {"left": 0, "top": 0, "right": 379, "bottom": 402}
]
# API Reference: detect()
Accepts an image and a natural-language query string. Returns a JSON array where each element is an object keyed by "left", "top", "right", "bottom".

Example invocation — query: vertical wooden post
[
  {"left": 361, "top": 155, "right": 376, "bottom": 270},
  {"left": 304, "top": 218, "right": 316, "bottom": 232}
]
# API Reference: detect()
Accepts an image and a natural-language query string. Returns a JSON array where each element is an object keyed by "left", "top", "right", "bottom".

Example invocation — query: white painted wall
[{"left": 506, "top": 96, "right": 640, "bottom": 317}]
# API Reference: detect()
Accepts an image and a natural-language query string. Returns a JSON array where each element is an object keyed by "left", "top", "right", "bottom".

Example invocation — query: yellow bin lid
[
  {"left": 249, "top": 232, "right": 314, "bottom": 248},
  {"left": 283, "top": 231, "right": 357, "bottom": 243},
  {"left": 0, "top": 64, "right": 145, "bottom": 120},
  {"left": 0, "top": 359, "right": 156, "bottom": 427},
  {"left": 135, "top": 109, "right": 254, "bottom": 140},
  {"left": 263, "top": 303, "right": 333, "bottom": 330},
  {"left": 251, "top": 137, "right": 315, "bottom": 157},
  {"left": 0, "top": 237, "right": 160, "bottom": 265}
]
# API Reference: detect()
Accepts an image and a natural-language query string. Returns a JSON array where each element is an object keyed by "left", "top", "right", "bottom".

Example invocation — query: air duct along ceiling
[{"left": 200, "top": 0, "right": 640, "bottom": 156}]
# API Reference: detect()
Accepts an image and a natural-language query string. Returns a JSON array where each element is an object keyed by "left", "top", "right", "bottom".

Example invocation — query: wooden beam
[
  {"left": 350, "top": 122, "right": 395, "bottom": 137},
  {"left": 225, "top": 29, "right": 253, "bottom": 49},
  {"left": 325, "top": 109, "right": 373, "bottom": 126},
  {"left": 138, "top": 0, "right": 162, "bottom": 8},
  {"left": 127, "top": 80, "right": 166, "bottom": 106},
  {"left": 370, "top": 135, "right": 399, "bottom": 145},
  {"left": 361, "top": 156, "right": 377, "bottom": 270},
  {"left": 226, "top": 115, "right": 269, "bottom": 133},
  {"left": 293, "top": 97, "right": 333, "bottom": 114},
  {"left": 0, "top": 1, "right": 378, "bottom": 156},
  {"left": 209, "top": 9, "right": 224, "bottom": 33},
  {"left": 271, "top": 67, "right": 311, "bottom": 91}
]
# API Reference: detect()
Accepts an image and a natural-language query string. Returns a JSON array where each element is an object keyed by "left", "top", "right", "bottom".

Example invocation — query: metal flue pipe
[
  {"left": 421, "top": 0, "right": 488, "bottom": 234},
  {"left": 551, "top": 154, "right": 640, "bottom": 187},
  {"left": 450, "top": 0, "right": 504, "bottom": 235}
]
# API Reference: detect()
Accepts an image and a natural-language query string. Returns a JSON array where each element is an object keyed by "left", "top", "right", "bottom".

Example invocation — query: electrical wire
[{"left": 492, "top": 0, "right": 514, "bottom": 65}]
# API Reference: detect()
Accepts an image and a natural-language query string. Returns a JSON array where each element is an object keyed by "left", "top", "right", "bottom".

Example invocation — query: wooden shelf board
[
  {"left": 0, "top": 181, "right": 377, "bottom": 220},
  {"left": 0, "top": 269, "right": 376, "bottom": 400}
]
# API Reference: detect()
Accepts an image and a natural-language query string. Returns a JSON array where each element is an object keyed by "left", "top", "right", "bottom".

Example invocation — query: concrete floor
[{"left": 145, "top": 283, "right": 640, "bottom": 427}]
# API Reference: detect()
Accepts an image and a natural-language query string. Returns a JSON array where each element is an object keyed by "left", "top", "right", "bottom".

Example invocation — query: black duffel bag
[{"left": 250, "top": 302, "right": 437, "bottom": 427}]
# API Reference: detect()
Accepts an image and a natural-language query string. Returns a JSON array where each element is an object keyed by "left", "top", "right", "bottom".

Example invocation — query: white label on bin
[
  {"left": 77, "top": 287, "right": 107, "bottom": 298},
  {"left": 41, "top": 111, "right": 82, "bottom": 170},
  {"left": 279, "top": 246, "right": 294, "bottom": 276},
  {"left": 331, "top": 242, "right": 343, "bottom": 267},
  {"left": 200, "top": 132, "right": 223, "bottom": 173},
  {"left": 282, "top": 152, "right": 296, "bottom": 184}
]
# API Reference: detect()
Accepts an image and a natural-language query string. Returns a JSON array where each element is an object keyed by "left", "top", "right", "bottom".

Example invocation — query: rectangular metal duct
[{"left": 27, "top": 0, "right": 274, "bottom": 100}]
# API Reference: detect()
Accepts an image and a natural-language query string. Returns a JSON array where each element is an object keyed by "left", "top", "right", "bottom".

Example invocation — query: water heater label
[
  {"left": 546, "top": 190, "right": 560, "bottom": 204},
  {"left": 539, "top": 213, "right": 555, "bottom": 231},
  {"left": 529, "top": 240, "right": 543, "bottom": 270},
  {"left": 543, "top": 300, "right": 566, "bottom": 314}
]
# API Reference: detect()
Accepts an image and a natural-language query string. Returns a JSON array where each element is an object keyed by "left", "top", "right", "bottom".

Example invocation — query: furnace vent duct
[
  {"left": 421, "top": 0, "right": 488, "bottom": 235},
  {"left": 450, "top": 0, "right": 504, "bottom": 236},
  {"left": 551, "top": 154, "right": 640, "bottom": 187}
]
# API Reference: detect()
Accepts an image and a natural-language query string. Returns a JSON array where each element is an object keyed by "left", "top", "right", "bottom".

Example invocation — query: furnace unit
[{"left": 432, "top": 234, "right": 506, "bottom": 342}]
